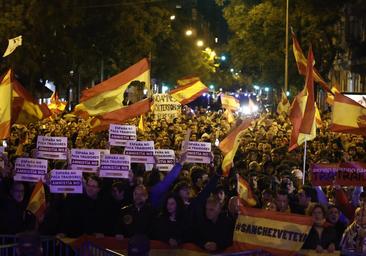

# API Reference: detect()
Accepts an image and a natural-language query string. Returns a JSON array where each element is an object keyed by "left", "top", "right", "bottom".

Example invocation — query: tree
[{"left": 218, "top": 0, "right": 352, "bottom": 91}]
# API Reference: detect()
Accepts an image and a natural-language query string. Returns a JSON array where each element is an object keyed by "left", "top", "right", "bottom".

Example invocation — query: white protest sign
[
  {"left": 184, "top": 141, "right": 212, "bottom": 163},
  {"left": 14, "top": 158, "right": 48, "bottom": 182},
  {"left": 37, "top": 136, "right": 68, "bottom": 160},
  {"left": 124, "top": 141, "right": 155, "bottom": 164},
  {"left": 71, "top": 149, "right": 100, "bottom": 172},
  {"left": 109, "top": 124, "right": 137, "bottom": 146},
  {"left": 50, "top": 169, "right": 82, "bottom": 194},
  {"left": 99, "top": 154, "right": 130, "bottom": 178},
  {"left": 152, "top": 94, "right": 181, "bottom": 120},
  {"left": 155, "top": 149, "right": 175, "bottom": 172}
]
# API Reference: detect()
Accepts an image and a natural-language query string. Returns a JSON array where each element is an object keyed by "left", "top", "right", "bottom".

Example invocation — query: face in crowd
[
  {"left": 311, "top": 205, "right": 326, "bottom": 227},
  {"left": 275, "top": 192, "right": 289, "bottom": 212},
  {"left": 133, "top": 185, "right": 148, "bottom": 208},
  {"left": 85, "top": 177, "right": 101, "bottom": 200},
  {"left": 205, "top": 197, "right": 222, "bottom": 222},
  {"left": 327, "top": 206, "right": 340, "bottom": 225},
  {"left": 11, "top": 182, "right": 25, "bottom": 203}
]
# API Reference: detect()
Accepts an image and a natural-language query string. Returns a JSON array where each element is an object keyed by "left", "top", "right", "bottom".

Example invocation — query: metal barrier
[{"left": 0, "top": 234, "right": 74, "bottom": 256}]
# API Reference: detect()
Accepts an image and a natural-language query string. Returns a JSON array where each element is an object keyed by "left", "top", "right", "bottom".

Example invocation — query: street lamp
[
  {"left": 170, "top": 15, "right": 176, "bottom": 20},
  {"left": 185, "top": 29, "right": 193, "bottom": 36},
  {"left": 196, "top": 40, "right": 204, "bottom": 47}
]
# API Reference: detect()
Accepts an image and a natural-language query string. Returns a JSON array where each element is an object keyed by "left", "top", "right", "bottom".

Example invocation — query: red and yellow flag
[
  {"left": 75, "top": 58, "right": 150, "bottom": 117},
  {"left": 0, "top": 70, "right": 12, "bottom": 139},
  {"left": 237, "top": 174, "right": 256, "bottom": 207},
  {"left": 48, "top": 92, "right": 67, "bottom": 114},
  {"left": 138, "top": 115, "right": 145, "bottom": 132},
  {"left": 330, "top": 93, "right": 366, "bottom": 136},
  {"left": 219, "top": 119, "right": 253, "bottom": 176},
  {"left": 291, "top": 31, "right": 331, "bottom": 93},
  {"left": 289, "top": 48, "right": 317, "bottom": 151},
  {"left": 220, "top": 94, "right": 240, "bottom": 111},
  {"left": 223, "top": 109, "right": 235, "bottom": 124},
  {"left": 170, "top": 78, "right": 208, "bottom": 105},
  {"left": 326, "top": 86, "right": 341, "bottom": 105},
  {"left": 27, "top": 180, "right": 46, "bottom": 221},
  {"left": 91, "top": 98, "right": 152, "bottom": 132},
  {"left": 177, "top": 76, "right": 200, "bottom": 86},
  {"left": 234, "top": 206, "right": 313, "bottom": 256}
]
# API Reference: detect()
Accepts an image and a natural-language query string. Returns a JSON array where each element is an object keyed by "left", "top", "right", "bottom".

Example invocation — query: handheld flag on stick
[
  {"left": 3, "top": 35, "right": 22, "bottom": 57},
  {"left": 219, "top": 119, "right": 253, "bottom": 177},
  {"left": 170, "top": 77, "right": 208, "bottom": 105},
  {"left": 27, "top": 180, "right": 46, "bottom": 222},
  {"left": 48, "top": 92, "right": 67, "bottom": 114},
  {"left": 220, "top": 94, "right": 240, "bottom": 111},
  {"left": 289, "top": 47, "right": 317, "bottom": 152},
  {"left": 236, "top": 174, "right": 256, "bottom": 207}
]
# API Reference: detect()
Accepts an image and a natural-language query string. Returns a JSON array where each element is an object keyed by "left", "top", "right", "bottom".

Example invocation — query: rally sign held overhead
[
  {"left": 37, "top": 136, "right": 68, "bottom": 160},
  {"left": 109, "top": 124, "right": 137, "bottom": 146},
  {"left": 124, "top": 141, "right": 155, "bottom": 164},
  {"left": 49, "top": 169, "right": 82, "bottom": 194},
  {"left": 14, "top": 158, "right": 48, "bottom": 182},
  {"left": 99, "top": 154, "right": 131, "bottom": 178},
  {"left": 183, "top": 141, "right": 211, "bottom": 164},
  {"left": 71, "top": 149, "right": 101, "bottom": 173},
  {"left": 152, "top": 94, "right": 181, "bottom": 120},
  {"left": 155, "top": 149, "right": 175, "bottom": 172}
]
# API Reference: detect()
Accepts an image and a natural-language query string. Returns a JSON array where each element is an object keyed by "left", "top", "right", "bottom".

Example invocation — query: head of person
[
  {"left": 354, "top": 207, "right": 366, "bottom": 227},
  {"left": 275, "top": 190, "right": 289, "bottom": 212},
  {"left": 297, "top": 186, "right": 313, "bottom": 208},
  {"left": 111, "top": 181, "right": 126, "bottom": 202},
  {"left": 85, "top": 175, "right": 101, "bottom": 200},
  {"left": 163, "top": 194, "right": 183, "bottom": 218},
  {"left": 205, "top": 196, "right": 222, "bottom": 222},
  {"left": 261, "top": 189, "right": 274, "bottom": 207},
  {"left": 213, "top": 185, "right": 226, "bottom": 205},
  {"left": 10, "top": 181, "right": 25, "bottom": 203},
  {"left": 16, "top": 231, "right": 42, "bottom": 256},
  {"left": 133, "top": 185, "right": 148, "bottom": 208},
  {"left": 306, "top": 203, "right": 326, "bottom": 227},
  {"left": 190, "top": 167, "right": 205, "bottom": 190},
  {"left": 327, "top": 205, "right": 340, "bottom": 225},
  {"left": 173, "top": 180, "right": 191, "bottom": 204}
]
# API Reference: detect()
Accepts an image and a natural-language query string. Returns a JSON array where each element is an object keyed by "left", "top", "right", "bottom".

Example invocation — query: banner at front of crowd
[
  {"left": 310, "top": 162, "right": 366, "bottom": 186},
  {"left": 152, "top": 93, "right": 181, "bottom": 120},
  {"left": 234, "top": 206, "right": 313, "bottom": 255}
]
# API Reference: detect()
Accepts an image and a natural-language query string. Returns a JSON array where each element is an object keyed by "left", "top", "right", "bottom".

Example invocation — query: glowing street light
[
  {"left": 185, "top": 29, "right": 193, "bottom": 36},
  {"left": 170, "top": 15, "right": 176, "bottom": 20},
  {"left": 196, "top": 40, "right": 204, "bottom": 47},
  {"left": 264, "top": 87, "right": 270, "bottom": 92},
  {"left": 230, "top": 68, "right": 234, "bottom": 73}
]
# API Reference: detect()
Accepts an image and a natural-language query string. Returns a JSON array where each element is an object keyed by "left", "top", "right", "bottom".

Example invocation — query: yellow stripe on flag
[
  {"left": 0, "top": 70, "right": 12, "bottom": 139},
  {"left": 170, "top": 81, "right": 208, "bottom": 105},
  {"left": 27, "top": 180, "right": 46, "bottom": 220},
  {"left": 333, "top": 101, "right": 364, "bottom": 128}
]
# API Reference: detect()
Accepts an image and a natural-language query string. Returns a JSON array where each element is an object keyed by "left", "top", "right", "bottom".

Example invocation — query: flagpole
[
  {"left": 302, "top": 140, "right": 307, "bottom": 185},
  {"left": 284, "top": 0, "right": 289, "bottom": 93}
]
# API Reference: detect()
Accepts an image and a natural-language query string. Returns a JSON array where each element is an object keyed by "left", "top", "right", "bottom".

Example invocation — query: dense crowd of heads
[{"left": 0, "top": 106, "right": 366, "bottom": 253}]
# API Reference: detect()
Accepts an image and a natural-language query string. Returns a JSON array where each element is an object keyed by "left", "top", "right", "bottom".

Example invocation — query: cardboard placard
[
  {"left": 155, "top": 149, "right": 175, "bottom": 172},
  {"left": 183, "top": 141, "right": 212, "bottom": 164},
  {"left": 37, "top": 136, "right": 68, "bottom": 160},
  {"left": 71, "top": 149, "right": 100, "bottom": 173},
  {"left": 50, "top": 169, "right": 83, "bottom": 194},
  {"left": 14, "top": 158, "right": 48, "bottom": 182},
  {"left": 124, "top": 141, "right": 155, "bottom": 164},
  {"left": 152, "top": 94, "right": 181, "bottom": 120},
  {"left": 109, "top": 124, "right": 137, "bottom": 146},
  {"left": 99, "top": 154, "right": 131, "bottom": 178}
]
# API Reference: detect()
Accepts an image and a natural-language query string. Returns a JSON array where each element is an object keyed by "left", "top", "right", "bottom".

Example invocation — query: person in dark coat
[
  {"left": 117, "top": 185, "right": 155, "bottom": 238},
  {"left": 193, "top": 196, "right": 234, "bottom": 252},
  {"left": 302, "top": 203, "right": 338, "bottom": 252},
  {"left": 152, "top": 194, "right": 185, "bottom": 247}
]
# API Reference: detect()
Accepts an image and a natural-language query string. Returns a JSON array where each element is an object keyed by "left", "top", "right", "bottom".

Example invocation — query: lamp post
[{"left": 284, "top": 0, "right": 289, "bottom": 93}]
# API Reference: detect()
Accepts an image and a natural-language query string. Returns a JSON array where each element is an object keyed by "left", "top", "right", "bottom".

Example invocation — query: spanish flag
[
  {"left": 223, "top": 109, "right": 235, "bottom": 124},
  {"left": 0, "top": 70, "right": 51, "bottom": 133},
  {"left": 0, "top": 71, "right": 12, "bottom": 139},
  {"left": 289, "top": 47, "right": 317, "bottom": 152},
  {"left": 237, "top": 174, "right": 256, "bottom": 207},
  {"left": 48, "top": 92, "right": 67, "bottom": 114},
  {"left": 326, "top": 86, "right": 340, "bottom": 105},
  {"left": 292, "top": 31, "right": 331, "bottom": 93},
  {"left": 3, "top": 35, "right": 22, "bottom": 57},
  {"left": 276, "top": 90, "right": 290, "bottom": 115},
  {"left": 177, "top": 76, "right": 200, "bottom": 86},
  {"left": 330, "top": 93, "right": 366, "bottom": 136},
  {"left": 234, "top": 206, "right": 313, "bottom": 255},
  {"left": 170, "top": 77, "right": 208, "bottom": 105},
  {"left": 27, "top": 180, "right": 46, "bottom": 222},
  {"left": 219, "top": 119, "right": 253, "bottom": 177},
  {"left": 220, "top": 94, "right": 240, "bottom": 111},
  {"left": 75, "top": 58, "right": 150, "bottom": 117},
  {"left": 91, "top": 98, "right": 152, "bottom": 132}
]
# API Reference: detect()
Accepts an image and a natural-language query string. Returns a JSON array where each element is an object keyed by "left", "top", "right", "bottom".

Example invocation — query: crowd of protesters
[{"left": 0, "top": 105, "right": 366, "bottom": 254}]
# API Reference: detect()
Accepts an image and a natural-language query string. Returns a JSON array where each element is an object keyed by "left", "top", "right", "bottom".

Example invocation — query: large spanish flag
[
  {"left": 276, "top": 90, "right": 290, "bottom": 115},
  {"left": 75, "top": 58, "right": 150, "bottom": 117},
  {"left": 289, "top": 48, "right": 317, "bottom": 152},
  {"left": 330, "top": 93, "right": 366, "bottom": 136},
  {"left": 48, "top": 92, "right": 67, "bottom": 114},
  {"left": 292, "top": 31, "right": 331, "bottom": 93},
  {"left": 234, "top": 206, "right": 313, "bottom": 256},
  {"left": 219, "top": 119, "right": 253, "bottom": 176},
  {"left": 27, "top": 180, "right": 46, "bottom": 222},
  {"left": 170, "top": 78, "right": 208, "bottom": 105},
  {"left": 91, "top": 98, "right": 152, "bottom": 132},
  {"left": 0, "top": 70, "right": 12, "bottom": 139},
  {"left": 220, "top": 94, "right": 240, "bottom": 111}
]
